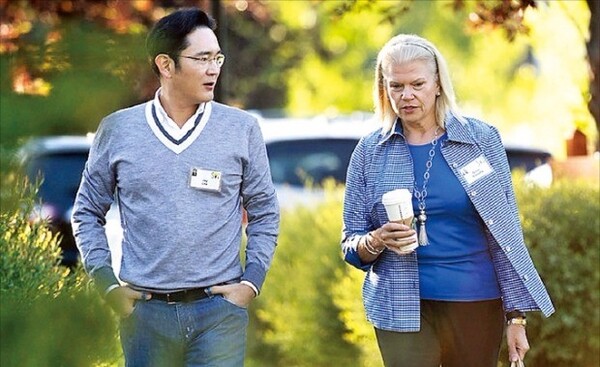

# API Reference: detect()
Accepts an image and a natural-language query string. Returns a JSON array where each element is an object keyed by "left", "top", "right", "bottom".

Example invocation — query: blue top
[
  {"left": 341, "top": 114, "right": 554, "bottom": 332},
  {"left": 409, "top": 135, "right": 501, "bottom": 301}
]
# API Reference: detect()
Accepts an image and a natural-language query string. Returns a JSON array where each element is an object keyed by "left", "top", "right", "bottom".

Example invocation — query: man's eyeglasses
[{"left": 178, "top": 54, "right": 225, "bottom": 68}]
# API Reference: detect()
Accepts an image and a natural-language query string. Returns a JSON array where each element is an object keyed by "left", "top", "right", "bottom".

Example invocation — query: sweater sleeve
[
  {"left": 240, "top": 121, "right": 280, "bottom": 293},
  {"left": 71, "top": 118, "right": 120, "bottom": 293}
]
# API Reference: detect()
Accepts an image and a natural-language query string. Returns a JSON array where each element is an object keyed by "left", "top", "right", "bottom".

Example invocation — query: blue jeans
[{"left": 120, "top": 294, "right": 248, "bottom": 367}]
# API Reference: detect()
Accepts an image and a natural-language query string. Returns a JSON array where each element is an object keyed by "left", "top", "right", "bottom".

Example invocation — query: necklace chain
[
  {"left": 413, "top": 126, "right": 440, "bottom": 246},
  {"left": 413, "top": 127, "right": 440, "bottom": 210}
]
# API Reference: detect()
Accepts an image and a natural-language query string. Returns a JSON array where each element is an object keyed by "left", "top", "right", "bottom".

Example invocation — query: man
[{"left": 72, "top": 8, "right": 279, "bottom": 366}]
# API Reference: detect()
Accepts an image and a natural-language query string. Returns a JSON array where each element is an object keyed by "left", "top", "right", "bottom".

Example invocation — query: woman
[{"left": 341, "top": 34, "right": 554, "bottom": 367}]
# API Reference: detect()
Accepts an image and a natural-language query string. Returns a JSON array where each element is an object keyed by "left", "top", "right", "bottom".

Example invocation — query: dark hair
[{"left": 146, "top": 8, "right": 217, "bottom": 76}]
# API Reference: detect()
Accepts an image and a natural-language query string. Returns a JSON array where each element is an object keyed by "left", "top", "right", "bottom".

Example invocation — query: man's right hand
[{"left": 105, "top": 286, "right": 150, "bottom": 317}]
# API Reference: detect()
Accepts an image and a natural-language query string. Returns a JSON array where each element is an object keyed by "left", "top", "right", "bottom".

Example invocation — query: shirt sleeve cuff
[
  {"left": 104, "top": 283, "right": 121, "bottom": 296},
  {"left": 91, "top": 266, "right": 120, "bottom": 296},
  {"left": 242, "top": 262, "right": 267, "bottom": 293},
  {"left": 240, "top": 280, "right": 259, "bottom": 296}
]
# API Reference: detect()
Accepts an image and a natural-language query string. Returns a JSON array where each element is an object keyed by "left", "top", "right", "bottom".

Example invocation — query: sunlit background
[
  {"left": 1, "top": 0, "right": 597, "bottom": 160},
  {"left": 1, "top": 1, "right": 598, "bottom": 367}
]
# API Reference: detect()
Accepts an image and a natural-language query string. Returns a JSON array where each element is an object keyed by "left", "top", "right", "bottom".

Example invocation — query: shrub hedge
[
  {"left": 2, "top": 169, "right": 597, "bottom": 366},
  {"left": 0, "top": 172, "right": 120, "bottom": 367},
  {"left": 507, "top": 178, "right": 600, "bottom": 366},
  {"left": 1, "top": 291, "right": 120, "bottom": 367},
  {"left": 248, "top": 177, "right": 599, "bottom": 366},
  {"left": 0, "top": 173, "right": 69, "bottom": 301},
  {"left": 247, "top": 183, "right": 362, "bottom": 367}
]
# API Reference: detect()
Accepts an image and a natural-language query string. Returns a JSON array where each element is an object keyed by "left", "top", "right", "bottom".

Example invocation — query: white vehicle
[
  {"left": 258, "top": 112, "right": 553, "bottom": 210},
  {"left": 259, "top": 113, "right": 378, "bottom": 210},
  {"left": 18, "top": 113, "right": 551, "bottom": 274}
]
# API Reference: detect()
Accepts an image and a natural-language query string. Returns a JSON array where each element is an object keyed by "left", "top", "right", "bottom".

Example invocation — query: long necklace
[{"left": 413, "top": 126, "right": 440, "bottom": 246}]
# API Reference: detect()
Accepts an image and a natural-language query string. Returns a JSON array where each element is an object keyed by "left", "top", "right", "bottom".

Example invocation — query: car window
[
  {"left": 26, "top": 152, "right": 88, "bottom": 213},
  {"left": 505, "top": 149, "right": 551, "bottom": 172},
  {"left": 266, "top": 138, "right": 358, "bottom": 187}
]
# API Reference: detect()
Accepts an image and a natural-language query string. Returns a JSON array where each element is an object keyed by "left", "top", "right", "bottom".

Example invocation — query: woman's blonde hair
[{"left": 373, "top": 34, "right": 462, "bottom": 134}]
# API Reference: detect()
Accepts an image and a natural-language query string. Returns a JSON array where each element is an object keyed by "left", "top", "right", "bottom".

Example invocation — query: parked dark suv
[{"left": 18, "top": 135, "right": 93, "bottom": 266}]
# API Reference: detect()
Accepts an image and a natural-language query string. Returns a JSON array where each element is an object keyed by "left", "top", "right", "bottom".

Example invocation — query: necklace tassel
[{"left": 418, "top": 211, "right": 429, "bottom": 246}]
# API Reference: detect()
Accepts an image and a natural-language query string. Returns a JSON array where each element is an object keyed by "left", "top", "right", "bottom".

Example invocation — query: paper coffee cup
[
  {"left": 388, "top": 240, "right": 419, "bottom": 255},
  {"left": 382, "top": 189, "right": 414, "bottom": 226}
]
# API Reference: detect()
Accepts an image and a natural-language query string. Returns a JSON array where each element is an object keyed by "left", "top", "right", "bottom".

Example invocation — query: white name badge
[
  {"left": 190, "top": 168, "right": 222, "bottom": 192},
  {"left": 459, "top": 155, "right": 493, "bottom": 185}
]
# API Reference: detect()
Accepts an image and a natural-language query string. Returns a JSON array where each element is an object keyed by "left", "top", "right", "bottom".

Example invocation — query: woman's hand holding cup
[
  {"left": 381, "top": 189, "right": 418, "bottom": 255},
  {"left": 376, "top": 222, "right": 418, "bottom": 255}
]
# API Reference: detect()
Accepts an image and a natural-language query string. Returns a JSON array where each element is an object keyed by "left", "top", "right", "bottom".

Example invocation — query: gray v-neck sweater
[{"left": 72, "top": 101, "right": 279, "bottom": 293}]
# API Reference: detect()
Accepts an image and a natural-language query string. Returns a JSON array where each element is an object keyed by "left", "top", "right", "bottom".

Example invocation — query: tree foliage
[
  {"left": 330, "top": 0, "right": 537, "bottom": 41},
  {"left": 0, "top": 0, "right": 596, "bottom": 153},
  {"left": 331, "top": 0, "right": 598, "bottom": 142}
]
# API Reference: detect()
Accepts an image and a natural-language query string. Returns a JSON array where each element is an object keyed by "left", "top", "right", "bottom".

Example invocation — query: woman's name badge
[
  {"left": 190, "top": 168, "right": 222, "bottom": 192},
  {"left": 460, "top": 156, "right": 493, "bottom": 185}
]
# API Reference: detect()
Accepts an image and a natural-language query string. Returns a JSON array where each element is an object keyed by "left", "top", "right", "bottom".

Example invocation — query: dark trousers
[{"left": 375, "top": 299, "right": 504, "bottom": 367}]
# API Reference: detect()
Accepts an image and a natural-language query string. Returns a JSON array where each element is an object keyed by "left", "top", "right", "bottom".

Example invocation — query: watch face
[{"left": 507, "top": 317, "right": 527, "bottom": 326}]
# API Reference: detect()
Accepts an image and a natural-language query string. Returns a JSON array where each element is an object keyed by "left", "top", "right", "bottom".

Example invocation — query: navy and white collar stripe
[
  {"left": 144, "top": 89, "right": 212, "bottom": 154},
  {"left": 150, "top": 104, "right": 203, "bottom": 146}
]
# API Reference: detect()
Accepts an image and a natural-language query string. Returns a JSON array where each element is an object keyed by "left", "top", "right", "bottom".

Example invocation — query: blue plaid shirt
[{"left": 341, "top": 114, "right": 554, "bottom": 332}]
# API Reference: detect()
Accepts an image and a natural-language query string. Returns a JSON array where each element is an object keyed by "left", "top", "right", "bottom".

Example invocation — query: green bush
[
  {"left": 0, "top": 169, "right": 120, "bottom": 367},
  {"left": 0, "top": 172, "right": 71, "bottom": 301},
  {"left": 507, "top": 178, "right": 600, "bottom": 366},
  {"left": 0, "top": 291, "right": 120, "bottom": 367},
  {"left": 248, "top": 182, "right": 363, "bottom": 366},
  {"left": 248, "top": 177, "right": 600, "bottom": 366},
  {"left": 2, "top": 160, "right": 597, "bottom": 366},
  {"left": 331, "top": 263, "right": 382, "bottom": 367}
]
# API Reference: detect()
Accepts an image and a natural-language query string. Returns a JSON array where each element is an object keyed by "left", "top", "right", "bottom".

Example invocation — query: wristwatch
[
  {"left": 507, "top": 317, "right": 527, "bottom": 327},
  {"left": 506, "top": 310, "right": 526, "bottom": 326}
]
